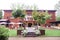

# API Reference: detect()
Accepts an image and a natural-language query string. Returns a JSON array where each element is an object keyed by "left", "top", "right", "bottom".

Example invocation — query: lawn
[
  {"left": 8, "top": 29, "right": 60, "bottom": 37},
  {"left": 45, "top": 29, "right": 60, "bottom": 36},
  {"left": 8, "top": 29, "right": 17, "bottom": 37},
  {"left": 1, "top": 25, "right": 60, "bottom": 37}
]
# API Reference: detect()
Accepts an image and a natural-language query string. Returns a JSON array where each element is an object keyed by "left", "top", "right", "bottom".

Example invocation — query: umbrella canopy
[
  {"left": 16, "top": 22, "right": 23, "bottom": 24},
  {"left": 0, "top": 22, "right": 7, "bottom": 24},
  {"left": 8, "top": 22, "right": 15, "bottom": 24},
  {"left": 8, "top": 22, "right": 23, "bottom": 24}
]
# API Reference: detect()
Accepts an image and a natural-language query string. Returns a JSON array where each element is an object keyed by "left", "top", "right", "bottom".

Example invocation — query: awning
[
  {"left": 16, "top": 22, "right": 23, "bottom": 24},
  {"left": 0, "top": 22, "right": 7, "bottom": 24},
  {"left": 8, "top": 22, "right": 15, "bottom": 24},
  {"left": 8, "top": 22, "right": 23, "bottom": 24}
]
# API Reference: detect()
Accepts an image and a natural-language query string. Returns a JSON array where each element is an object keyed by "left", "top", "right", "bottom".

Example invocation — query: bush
[
  {"left": 0, "top": 25, "right": 9, "bottom": 40},
  {"left": 35, "top": 30, "right": 40, "bottom": 35},
  {"left": 18, "top": 26, "right": 24, "bottom": 30},
  {"left": 22, "top": 29, "right": 28, "bottom": 36},
  {"left": 38, "top": 27, "right": 45, "bottom": 30}
]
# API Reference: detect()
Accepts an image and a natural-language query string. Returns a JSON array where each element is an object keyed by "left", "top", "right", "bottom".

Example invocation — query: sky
[{"left": 0, "top": 0, "right": 59, "bottom": 10}]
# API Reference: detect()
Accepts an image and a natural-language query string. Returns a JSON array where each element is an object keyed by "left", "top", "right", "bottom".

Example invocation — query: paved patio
[{"left": 9, "top": 37, "right": 60, "bottom": 40}]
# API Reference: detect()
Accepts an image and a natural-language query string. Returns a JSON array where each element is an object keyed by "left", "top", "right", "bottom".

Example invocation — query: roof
[
  {"left": 26, "top": 10, "right": 56, "bottom": 12},
  {"left": 4, "top": 10, "right": 12, "bottom": 12},
  {"left": 50, "top": 21, "right": 60, "bottom": 23},
  {"left": 3, "top": 10, "right": 56, "bottom": 12}
]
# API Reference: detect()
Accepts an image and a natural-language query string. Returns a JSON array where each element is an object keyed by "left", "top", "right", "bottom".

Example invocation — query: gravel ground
[{"left": 9, "top": 37, "right": 60, "bottom": 40}]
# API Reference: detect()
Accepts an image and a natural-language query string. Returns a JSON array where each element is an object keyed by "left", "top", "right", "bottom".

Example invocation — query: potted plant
[
  {"left": 35, "top": 29, "right": 40, "bottom": 36},
  {"left": 22, "top": 29, "right": 28, "bottom": 37},
  {"left": 38, "top": 27, "right": 45, "bottom": 35},
  {"left": 17, "top": 26, "right": 24, "bottom": 35}
]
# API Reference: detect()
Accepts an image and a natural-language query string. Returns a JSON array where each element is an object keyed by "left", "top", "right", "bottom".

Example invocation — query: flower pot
[
  {"left": 17, "top": 30, "right": 22, "bottom": 35},
  {"left": 40, "top": 30, "right": 45, "bottom": 35}
]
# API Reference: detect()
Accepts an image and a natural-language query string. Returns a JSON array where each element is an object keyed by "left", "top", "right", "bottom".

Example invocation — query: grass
[
  {"left": 45, "top": 29, "right": 60, "bottom": 36},
  {"left": 0, "top": 25, "right": 17, "bottom": 37},
  {"left": 8, "top": 29, "right": 60, "bottom": 37},
  {"left": 0, "top": 25, "right": 60, "bottom": 37},
  {"left": 8, "top": 29, "right": 17, "bottom": 37}
]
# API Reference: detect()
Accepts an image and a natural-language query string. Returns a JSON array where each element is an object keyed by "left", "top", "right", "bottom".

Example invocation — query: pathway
[{"left": 9, "top": 37, "right": 60, "bottom": 40}]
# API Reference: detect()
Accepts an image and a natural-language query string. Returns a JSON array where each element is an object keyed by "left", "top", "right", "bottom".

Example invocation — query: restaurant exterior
[{"left": 2, "top": 10, "right": 56, "bottom": 29}]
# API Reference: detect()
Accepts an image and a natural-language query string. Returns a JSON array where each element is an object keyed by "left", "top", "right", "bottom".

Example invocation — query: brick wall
[{"left": 4, "top": 10, "right": 56, "bottom": 28}]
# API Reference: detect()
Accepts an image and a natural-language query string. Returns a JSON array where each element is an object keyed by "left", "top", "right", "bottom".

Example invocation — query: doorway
[{"left": 28, "top": 23, "right": 32, "bottom": 27}]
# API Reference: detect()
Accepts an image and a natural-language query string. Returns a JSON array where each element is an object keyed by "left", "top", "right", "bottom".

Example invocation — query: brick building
[{"left": 3, "top": 10, "right": 56, "bottom": 29}]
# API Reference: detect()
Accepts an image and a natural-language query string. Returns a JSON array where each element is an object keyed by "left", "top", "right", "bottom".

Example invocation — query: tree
[
  {"left": 33, "top": 11, "right": 51, "bottom": 24},
  {"left": 55, "top": 1, "right": 60, "bottom": 21},
  {"left": 12, "top": 9, "right": 25, "bottom": 18},
  {"left": 56, "top": 16, "right": 60, "bottom": 21},
  {"left": 32, "top": 6, "right": 51, "bottom": 26},
  {"left": 0, "top": 10, "right": 2, "bottom": 19},
  {"left": 11, "top": 4, "right": 25, "bottom": 18}
]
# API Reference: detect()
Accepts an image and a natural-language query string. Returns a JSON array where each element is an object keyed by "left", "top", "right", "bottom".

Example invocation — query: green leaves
[
  {"left": 56, "top": 16, "right": 60, "bottom": 21},
  {"left": 11, "top": 4, "right": 25, "bottom": 18},
  {"left": 0, "top": 25, "right": 9, "bottom": 37},
  {"left": 0, "top": 25, "right": 9, "bottom": 40},
  {"left": 32, "top": 10, "right": 51, "bottom": 24},
  {"left": 12, "top": 9, "right": 25, "bottom": 18},
  {"left": 0, "top": 10, "right": 2, "bottom": 19}
]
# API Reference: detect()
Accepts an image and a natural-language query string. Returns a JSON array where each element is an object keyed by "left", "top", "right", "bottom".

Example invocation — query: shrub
[
  {"left": 18, "top": 26, "right": 24, "bottom": 30},
  {"left": 0, "top": 25, "right": 9, "bottom": 40},
  {"left": 35, "top": 29, "right": 40, "bottom": 35},
  {"left": 38, "top": 27, "right": 45, "bottom": 30},
  {"left": 22, "top": 29, "right": 28, "bottom": 36}
]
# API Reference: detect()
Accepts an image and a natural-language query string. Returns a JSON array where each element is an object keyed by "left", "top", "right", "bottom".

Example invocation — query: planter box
[
  {"left": 17, "top": 30, "right": 22, "bottom": 35},
  {"left": 40, "top": 30, "right": 45, "bottom": 35}
]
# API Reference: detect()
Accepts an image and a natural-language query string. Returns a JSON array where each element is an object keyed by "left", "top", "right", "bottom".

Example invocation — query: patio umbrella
[
  {"left": 0, "top": 22, "right": 7, "bottom": 24},
  {"left": 8, "top": 22, "right": 15, "bottom": 24},
  {"left": 16, "top": 22, "right": 23, "bottom": 24}
]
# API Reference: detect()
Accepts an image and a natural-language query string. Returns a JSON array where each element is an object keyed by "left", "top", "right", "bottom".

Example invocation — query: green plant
[
  {"left": 0, "top": 26, "right": 9, "bottom": 40},
  {"left": 32, "top": 7, "right": 51, "bottom": 26},
  {"left": 0, "top": 10, "right": 2, "bottom": 19},
  {"left": 56, "top": 16, "right": 60, "bottom": 21},
  {"left": 8, "top": 29, "right": 17, "bottom": 37},
  {"left": 35, "top": 29, "right": 40, "bottom": 35},
  {"left": 38, "top": 27, "right": 45, "bottom": 30},
  {"left": 12, "top": 9, "right": 25, "bottom": 18},
  {"left": 11, "top": 4, "right": 25, "bottom": 18},
  {"left": 18, "top": 27, "right": 24, "bottom": 30},
  {"left": 22, "top": 29, "right": 28, "bottom": 36}
]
